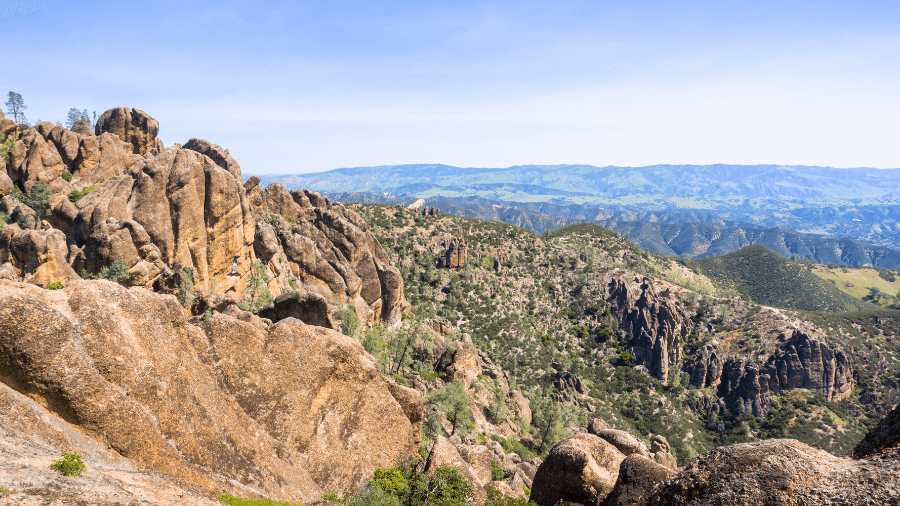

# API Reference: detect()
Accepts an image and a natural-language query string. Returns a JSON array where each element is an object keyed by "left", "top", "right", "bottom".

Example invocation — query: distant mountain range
[{"left": 254, "top": 163, "right": 900, "bottom": 267}]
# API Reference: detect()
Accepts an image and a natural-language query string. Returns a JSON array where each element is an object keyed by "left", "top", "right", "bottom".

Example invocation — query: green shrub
[
  {"left": 490, "top": 459, "right": 504, "bottom": 481},
  {"left": 245, "top": 259, "right": 273, "bottom": 312},
  {"left": 62, "top": 171, "right": 73, "bottom": 182},
  {"left": 81, "top": 257, "right": 131, "bottom": 284},
  {"left": 67, "top": 184, "right": 99, "bottom": 203},
  {"left": 11, "top": 181, "right": 53, "bottom": 218},
  {"left": 0, "top": 212, "right": 7, "bottom": 230},
  {"left": 484, "top": 487, "right": 538, "bottom": 506},
  {"left": 216, "top": 494, "right": 303, "bottom": 506},
  {"left": 50, "top": 452, "right": 85, "bottom": 477},
  {"left": 337, "top": 306, "right": 362, "bottom": 338},
  {"left": 47, "top": 282, "right": 63, "bottom": 290}
]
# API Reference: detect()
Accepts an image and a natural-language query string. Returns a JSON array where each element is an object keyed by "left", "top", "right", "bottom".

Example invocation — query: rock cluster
[
  {"left": 0, "top": 108, "right": 408, "bottom": 326},
  {"left": 438, "top": 236, "right": 467, "bottom": 268},
  {"left": 0, "top": 279, "right": 422, "bottom": 502},
  {"left": 688, "top": 330, "right": 854, "bottom": 416},
  {"left": 606, "top": 276, "right": 693, "bottom": 382}
]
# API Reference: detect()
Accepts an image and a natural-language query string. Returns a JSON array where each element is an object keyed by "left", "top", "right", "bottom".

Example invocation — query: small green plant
[
  {"left": 336, "top": 306, "right": 361, "bottom": 338},
  {"left": 245, "top": 259, "right": 273, "bottom": 312},
  {"left": 47, "top": 281, "right": 64, "bottom": 290},
  {"left": 179, "top": 266, "right": 196, "bottom": 306},
  {"left": 322, "top": 492, "right": 346, "bottom": 504},
  {"left": 490, "top": 459, "right": 504, "bottom": 481},
  {"left": 484, "top": 487, "right": 538, "bottom": 506},
  {"left": 50, "top": 452, "right": 85, "bottom": 477},
  {"left": 67, "top": 184, "right": 99, "bottom": 203},
  {"left": 62, "top": 171, "right": 73, "bottom": 182},
  {"left": 216, "top": 494, "right": 304, "bottom": 506},
  {"left": 0, "top": 486, "right": 8, "bottom": 493},
  {"left": 0, "top": 212, "right": 8, "bottom": 230},
  {"left": 81, "top": 257, "right": 131, "bottom": 284},
  {"left": 11, "top": 181, "right": 53, "bottom": 218}
]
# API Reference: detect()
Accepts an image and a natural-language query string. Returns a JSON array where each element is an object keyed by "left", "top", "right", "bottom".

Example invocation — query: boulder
[
  {"left": 0, "top": 280, "right": 420, "bottom": 501},
  {"left": 587, "top": 417, "right": 609, "bottom": 435},
  {"left": 94, "top": 107, "right": 162, "bottom": 155},
  {"left": 650, "top": 439, "right": 900, "bottom": 505},
  {"left": 603, "top": 454, "right": 675, "bottom": 506},
  {"left": 530, "top": 433, "right": 626, "bottom": 506},
  {"left": 593, "top": 429, "right": 650, "bottom": 457}
]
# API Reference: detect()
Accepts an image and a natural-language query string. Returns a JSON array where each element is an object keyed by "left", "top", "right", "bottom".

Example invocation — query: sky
[{"left": 3, "top": 0, "right": 899, "bottom": 175}]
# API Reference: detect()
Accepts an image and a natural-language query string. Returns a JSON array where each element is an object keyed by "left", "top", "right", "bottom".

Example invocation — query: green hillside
[{"left": 691, "top": 245, "right": 878, "bottom": 312}]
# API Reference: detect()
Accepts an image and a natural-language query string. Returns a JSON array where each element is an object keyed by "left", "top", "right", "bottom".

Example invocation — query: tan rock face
[
  {"left": 3, "top": 112, "right": 408, "bottom": 327},
  {"left": 94, "top": 107, "right": 162, "bottom": 155},
  {"left": 529, "top": 433, "right": 625, "bottom": 506},
  {"left": 0, "top": 280, "right": 421, "bottom": 501},
  {"left": 593, "top": 429, "right": 650, "bottom": 458}
]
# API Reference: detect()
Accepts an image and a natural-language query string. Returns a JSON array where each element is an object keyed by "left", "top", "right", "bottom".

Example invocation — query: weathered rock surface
[
  {"left": 603, "top": 454, "right": 675, "bottom": 506},
  {"left": 258, "top": 290, "right": 335, "bottom": 328},
  {"left": 0, "top": 381, "right": 220, "bottom": 505},
  {"left": 530, "top": 433, "right": 626, "bottom": 506},
  {"left": 3, "top": 109, "right": 409, "bottom": 329},
  {"left": 94, "top": 107, "right": 163, "bottom": 155},
  {"left": 0, "top": 280, "right": 421, "bottom": 501},
  {"left": 688, "top": 329, "right": 855, "bottom": 417},
  {"left": 438, "top": 237, "right": 467, "bottom": 268},
  {"left": 593, "top": 429, "right": 650, "bottom": 458},
  {"left": 606, "top": 276, "right": 692, "bottom": 382},
  {"left": 853, "top": 402, "right": 900, "bottom": 459},
  {"left": 649, "top": 438, "right": 900, "bottom": 505}
]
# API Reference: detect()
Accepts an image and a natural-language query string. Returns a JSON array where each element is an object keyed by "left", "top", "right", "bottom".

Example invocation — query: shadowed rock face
[
  {"left": 0, "top": 280, "right": 422, "bottom": 501},
  {"left": 1, "top": 108, "right": 408, "bottom": 325},
  {"left": 603, "top": 454, "right": 675, "bottom": 506},
  {"left": 606, "top": 276, "right": 693, "bottom": 382},
  {"left": 648, "top": 438, "right": 900, "bottom": 506},
  {"left": 687, "top": 329, "right": 854, "bottom": 417},
  {"left": 853, "top": 402, "right": 900, "bottom": 459}
]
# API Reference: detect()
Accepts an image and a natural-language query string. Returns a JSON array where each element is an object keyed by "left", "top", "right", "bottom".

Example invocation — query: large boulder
[
  {"left": 650, "top": 438, "right": 900, "bottom": 505},
  {"left": 593, "top": 429, "right": 650, "bottom": 457},
  {"left": 94, "top": 107, "right": 162, "bottom": 155},
  {"left": 530, "top": 434, "right": 626, "bottom": 506},
  {"left": 183, "top": 138, "right": 241, "bottom": 180},
  {"left": 603, "top": 454, "right": 675, "bottom": 506},
  {"left": 0, "top": 280, "right": 421, "bottom": 501}
]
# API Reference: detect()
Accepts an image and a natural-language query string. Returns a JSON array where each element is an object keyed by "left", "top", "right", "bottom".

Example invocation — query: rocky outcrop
[
  {"left": 852, "top": 402, "right": 900, "bottom": 459},
  {"left": 649, "top": 438, "right": 900, "bottom": 505},
  {"left": 258, "top": 290, "right": 335, "bottom": 328},
  {"left": 530, "top": 433, "right": 625, "bottom": 506},
  {"left": 438, "top": 237, "right": 467, "bottom": 268},
  {"left": 0, "top": 108, "right": 408, "bottom": 326},
  {"left": 649, "top": 435, "right": 678, "bottom": 470},
  {"left": 0, "top": 280, "right": 421, "bottom": 501},
  {"left": 765, "top": 330, "right": 854, "bottom": 402},
  {"left": 94, "top": 107, "right": 163, "bottom": 155},
  {"left": 603, "top": 454, "right": 675, "bottom": 506},
  {"left": 606, "top": 276, "right": 692, "bottom": 382},
  {"left": 687, "top": 330, "right": 855, "bottom": 417}
]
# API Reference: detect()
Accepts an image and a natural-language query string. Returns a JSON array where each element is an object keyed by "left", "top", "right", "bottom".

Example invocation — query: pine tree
[{"left": 5, "top": 91, "right": 27, "bottom": 125}]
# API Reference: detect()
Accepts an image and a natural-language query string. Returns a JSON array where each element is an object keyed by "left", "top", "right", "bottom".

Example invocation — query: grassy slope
[{"left": 690, "top": 245, "right": 878, "bottom": 313}]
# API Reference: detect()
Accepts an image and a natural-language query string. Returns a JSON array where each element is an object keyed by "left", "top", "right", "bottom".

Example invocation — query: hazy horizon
[{"left": 6, "top": 1, "right": 899, "bottom": 175}]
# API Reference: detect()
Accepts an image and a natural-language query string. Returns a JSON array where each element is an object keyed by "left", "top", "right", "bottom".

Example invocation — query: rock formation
[
  {"left": 687, "top": 330, "right": 854, "bottom": 417},
  {"left": 606, "top": 276, "right": 693, "bottom": 382},
  {"left": 0, "top": 107, "right": 408, "bottom": 326},
  {"left": 603, "top": 454, "right": 675, "bottom": 506},
  {"left": 0, "top": 279, "right": 422, "bottom": 501},
  {"left": 438, "top": 237, "right": 467, "bottom": 268}
]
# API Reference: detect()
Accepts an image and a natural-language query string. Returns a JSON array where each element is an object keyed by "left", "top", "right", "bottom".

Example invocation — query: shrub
[
  {"left": 62, "top": 171, "right": 73, "bottom": 182},
  {"left": 50, "top": 452, "right": 85, "bottom": 477},
  {"left": 11, "top": 181, "right": 53, "bottom": 218},
  {"left": 0, "top": 212, "right": 7, "bottom": 230},
  {"left": 484, "top": 487, "right": 538, "bottom": 506},
  {"left": 82, "top": 257, "right": 131, "bottom": 284},
  {"left": 67, "top": 184, "right": 99, "bottom": 203},
  {"left": 337, "top": 306, "right": 362, "bottom": 338},
  {"left": 47, "top": 281, "right": 63, "bottom": 290},
  {"left": 490, "top": 459, "right": 504, "bottom": 481},
  {"left": 217, "top": 494, "right": 303, "bottom": 506}
]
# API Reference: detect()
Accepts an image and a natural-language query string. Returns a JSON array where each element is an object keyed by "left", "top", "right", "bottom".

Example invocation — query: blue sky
[{"left": 4, "top": 1, "right": 899, "bottom": 174}]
